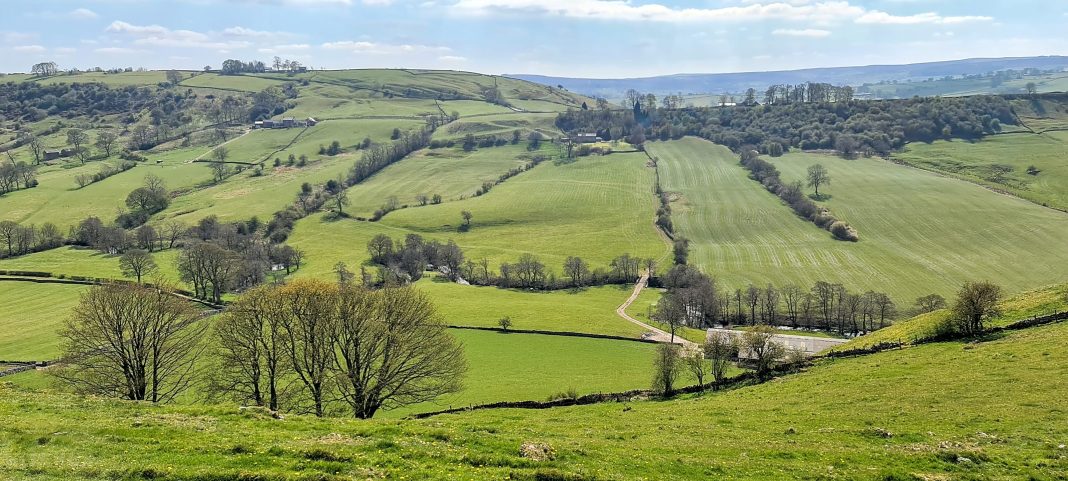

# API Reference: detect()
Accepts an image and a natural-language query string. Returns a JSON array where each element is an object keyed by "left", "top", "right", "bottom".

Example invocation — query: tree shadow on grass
[{"left": 809, "top": 193, "right": 833, "bottom": 202}]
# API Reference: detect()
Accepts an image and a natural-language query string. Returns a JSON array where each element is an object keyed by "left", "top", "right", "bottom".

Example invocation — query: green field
[
  {"left": 342, "top": 145, "right": 533, "bottom": 217},
  {"left": 391, "top": 329, "right": 664, "bottom": 417},
  {"left": 3, "top": 296, "right": 1065, "bottom": 479},
  {"left": 0, "top": 247, "right": 181, "bottom": 283},
  {"left": 419, "top": 278, "right": 645, "bottom": 338},
  {"left": 650, "top": 137, "right": 1068, "bottom": 302},
  {"left": 290, "top": 150, "right": 668, "bottom": 277},
  {"left": 0, "top": 281, "right": 88, "bottom": 360},
  {"left": 895, "top": 131, "right": 1068, "bottom": 211}
]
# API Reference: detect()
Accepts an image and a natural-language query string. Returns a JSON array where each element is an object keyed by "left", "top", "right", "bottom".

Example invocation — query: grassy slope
[
  {"left": 894, "top": 131, "right": 1068, "bottom": 211},
  {"left": 342, "top": 145, "right": 532, "bottom": 218},
  {"left": 290, "top": 150, "right": 668, "bottom": 277},
  {"left": 0, "top": 247, "right": 181, "bottom": 282},
  {"left": 419, "top": 278, "right": 645, "bottom": 338},
  {"left": 3, "top": 311, "right": 1065, "bottom": 479},
  {"left": 651, "top": 137, "right": 1068, "bottom": 302},
  {"left": 833, "top": 282, "right": 1068, "bottom": 353},
  {"left": 0, "top": 282, "right": 88, "bottom": 360}
]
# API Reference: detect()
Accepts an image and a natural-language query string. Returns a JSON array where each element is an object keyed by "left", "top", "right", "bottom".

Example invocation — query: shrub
[{"left": 830, "top": 221, "right": 859, "bottom": 242}]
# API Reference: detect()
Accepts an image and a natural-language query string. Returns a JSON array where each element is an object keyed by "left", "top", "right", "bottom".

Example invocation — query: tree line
[
  {"left": 651, "top": 264, "right": 897, "bottom": 337},
  {"left": 555, "top": 94, "right": 1015, "bottom": 157},
  {"left": 738, "top": 150, "right": 858, "bottom": 242},
  {"left": 55, "top": 278, "right": 465, "bottom": 419}
]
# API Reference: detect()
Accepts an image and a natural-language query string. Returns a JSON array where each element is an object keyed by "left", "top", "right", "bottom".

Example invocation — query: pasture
[
  {"left": 0, "top": 247, "right": 181, "bottom": 283},
  {"left": 342, "top": 145, "right": 534, "bottom": 218},
  {"left": 418, "top": 278, "right": 646, "bottom": 338},
  {"left": 894, "top": 131, "right": 1068, "bottom": 211},
  {"left": 649, "top": 137, "right": 1068, "bottom": 302},
  {"left": 290, "top": 149, "right": 668, "bottom": 277},
  {"left": 2, "top": 302, "right": 1065, "bottom": 479},
  {"left": 0, "top": 281, "right": 87, "bottom": 361}
]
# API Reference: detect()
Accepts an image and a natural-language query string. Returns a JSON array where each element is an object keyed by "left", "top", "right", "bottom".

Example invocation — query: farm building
[
  {"left": 571, "top": 133, "right": 600, "bottom": 143},
  {"left": 307, "top": 117, "right": 318, "bottom": 126},
  {"left": 282, "top": 117, "right": 295, "bottom": 128},
  {"left": 43, "top": 150, "right": 62, "bottom": 161}
]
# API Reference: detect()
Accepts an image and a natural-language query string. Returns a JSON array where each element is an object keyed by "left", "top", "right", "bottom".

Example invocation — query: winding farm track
[{"left": 615, "top": 273, "right": 695, "bottom": 346}]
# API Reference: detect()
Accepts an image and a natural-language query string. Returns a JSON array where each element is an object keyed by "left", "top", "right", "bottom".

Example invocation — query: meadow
[
  {"left": 2, "top": 298, "right": 1065, "bottom": 479},
  {"left": 289, "top": 150, "right": 669, "bottom": 278},
  {"left": 0, "top": 281, "right": 88, "bottom": 360},
  {"left": 0, "top": 247, "right": 181, "bottom": 283},
  {"left": 650, "top": 137, "right": 1068, "bottom": 302},
  {"left": 894, "top": 131, "right": 1068, "bottom": 211},
  {"left": 342, "top": 145, "right": 534, "bottom": 218}
]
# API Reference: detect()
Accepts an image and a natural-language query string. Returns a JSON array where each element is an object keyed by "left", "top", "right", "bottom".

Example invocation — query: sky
[{"left": 2, "top": 0, "right": 1067, "bottom": 78}]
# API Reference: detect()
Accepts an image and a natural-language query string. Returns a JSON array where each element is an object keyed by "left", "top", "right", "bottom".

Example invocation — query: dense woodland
[{"left": 556, "top": 92, "right": 1016, "bottom": 156}]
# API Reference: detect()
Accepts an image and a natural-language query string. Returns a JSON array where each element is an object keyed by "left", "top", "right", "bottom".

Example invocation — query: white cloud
[
  {"left": 13, "top": 45, "right": 47, "bottom": 53},
  {"left": 438, "top": 55, "right": 467, "bottom": 62},
  {"left": 55, "top": 47, "right": 77, "bottom": 54},
  {"left": 70, "top": 8, "right": 99, "bottom": 19},
  {"left": 855, "top": 10, "right": 992, "bottom": 24},
  {"left": 363, "top": 0, "right": 394, "bottom": 5},
  {"left": 451, "top": 0, "right": 866, "bottom": 23},
  {"left": 321, "top": 40, "right": 451, "bottom": 54},
  {"left": 772, "top": 28, "right": 831, "bottom": 37},
  {"left": 258, "top": 43, "right": 311, "bottom": 54},
  {"left": 106, "top": 21, "right": 252, "bottom": 49},
  {"left": 95, "top": 47, "right": 145, "bottom": 54},
  {"left": 223, "top": 26, "right": 292, "bottom": 38}
]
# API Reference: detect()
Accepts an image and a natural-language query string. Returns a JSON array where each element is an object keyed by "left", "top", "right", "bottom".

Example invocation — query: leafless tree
[
  {"left": 279, "top": 279, "right": 338, "bottom": 417},
  {"left": 210, "top": 285, "right": 289, "bottom": 411},
  {"left": 54, "top": 284, "right": 205, "bottom": 403},
  {"left": 119, "top": 249, "right": 158, "bottom": 283},
  {"left": 684, "top": 348, "right": 709, "bottom": 390},
  {"left": 332, "top": 285, "right": 465, "bottom": 418},
  {"left": 563, "top": 256, "right": 589, "bottom": 287},
  {"left": 95, "top": 131, "right": 119, "bottom": 158}
]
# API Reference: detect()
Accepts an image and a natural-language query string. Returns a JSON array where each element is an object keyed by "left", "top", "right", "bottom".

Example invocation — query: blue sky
[{"left": 2, "top": 0, "right": 1066, "bottom": 77}]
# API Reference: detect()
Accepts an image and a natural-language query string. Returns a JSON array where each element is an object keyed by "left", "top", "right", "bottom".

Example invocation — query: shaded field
[{"left": 650, "top": 137, "right": 1068, "bottom": 302}]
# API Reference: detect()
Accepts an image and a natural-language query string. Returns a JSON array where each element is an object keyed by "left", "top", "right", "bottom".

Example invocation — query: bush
[{"left": 830, "top": 221, "right": 859, "bottom": 242}]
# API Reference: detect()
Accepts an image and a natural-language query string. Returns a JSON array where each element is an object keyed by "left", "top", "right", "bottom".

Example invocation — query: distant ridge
[{"left": 508, "top": 56, "right": 1068, "bottom": 98}]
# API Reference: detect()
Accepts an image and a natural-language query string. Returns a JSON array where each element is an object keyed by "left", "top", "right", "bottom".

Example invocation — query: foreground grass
[
  {"left": 3, "top": 312, "right": 1066, "bottom": 479},
  {"left": 651, "top": 137, "right": 1068, "bottom": 302}
]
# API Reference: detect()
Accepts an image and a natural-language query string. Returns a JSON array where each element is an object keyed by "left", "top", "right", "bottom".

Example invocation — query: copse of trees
[
  {"left": 556, "top": 93, "right": 1014, "bottom": 157},
  {"left": 0, "top": 157, "right": 38, "bottom": 194},
  {"left": 347, "top": 128, "right": 433, "bottom": 185},
  {"left": 0, "top": 220, "right": 63, "bottom": 258},
  {"left": 651, "top": 264, "right": 896, "bottom": 335},
  {"left": 739, "top": 149, "right": 858, "bottom": 242},
  {"left": 210, "top": 279, "right": 465, "bottom": 418},
  {"left": 0, "top": 81, "right": 173, "bottom": 122},
  {"left": 116, "top": 174, "right": 170, "bottom": 228}
]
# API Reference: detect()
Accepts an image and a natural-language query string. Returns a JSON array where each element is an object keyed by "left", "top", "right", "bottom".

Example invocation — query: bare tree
[
  {"left": 210, "top": 285, "right": 289, "bottom": 411},
  {"left": 66, "top": 129, "right": 90, "bottom": 163},
  {"left": 160, "top": 220, "right": 185, "bottom": 249},
  {"left": 652, "top": 343, "right": 681, "bottom": 396},
  {"left": 119, "top": 249, "right": 158, "bottom": 284},
  {"left": 704, "top": 331, "right": 737, "bottom": 389},
  {"left": 562, "top": 256, "right": 589, "bottom": 287},
  {"left": 279, "top": 278, "right": 338, "bottom": 417},
  {"left": 806, "top": 163, "right": 830, "bottom": 197},
  {"left": 19, "top": 131, "right": 45, "bottom": 165},
  {"left": 333, "top": 285, "right": 466, "bottom": 418},
  {"left": 54, "top": 284, "right": 204, "bottom": 403}
]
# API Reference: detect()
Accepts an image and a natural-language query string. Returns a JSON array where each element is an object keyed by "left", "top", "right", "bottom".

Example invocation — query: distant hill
[{"left": 509, "top": 56, "right": 1068, "bottom": 99}]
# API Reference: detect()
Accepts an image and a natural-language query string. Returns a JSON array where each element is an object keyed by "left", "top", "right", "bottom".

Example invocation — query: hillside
[
  {"left": 648, "top": 137, "right": 1068, "bottom": 301},
  {"left": 3, "top": 288, "right": 1066, "bottom": 480},
  {"left": 511, "top": 56, "right": 1068, "bottom": 98}
]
